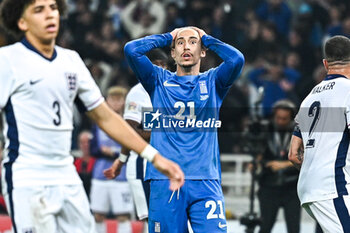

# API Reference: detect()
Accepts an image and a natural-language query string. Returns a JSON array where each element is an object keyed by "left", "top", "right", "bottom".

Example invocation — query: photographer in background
[{"left": 256, "top": 100, "right": 300, "bottom": 233}]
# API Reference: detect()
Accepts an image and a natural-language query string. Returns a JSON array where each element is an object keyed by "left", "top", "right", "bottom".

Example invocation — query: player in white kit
[
  {"left": 0, "top": 1, "right": 184, "bottom": 233},
  {"left": 289, "top": 35, "right": 350, "bottom": 233},
  {"left": 104, "top": 49, "right": 168, "bottom": 233}
]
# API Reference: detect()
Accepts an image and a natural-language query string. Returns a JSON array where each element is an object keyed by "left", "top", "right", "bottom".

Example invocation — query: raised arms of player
[
  {"left": 195, "top": 28, "right": 245, "bottom": 89},
  {"left": 288, "top": 135, "right": 304, "bottom": 170},
  {"left": 124, "top": 33, "right": 172, "bottom": 92},
  {"left": 88, "top": 102, "right": 184, "bottom": 190}
]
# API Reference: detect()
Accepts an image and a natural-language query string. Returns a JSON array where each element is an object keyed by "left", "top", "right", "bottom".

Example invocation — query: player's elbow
[
  {"left": 236, "top": 50, "right": 245, "bottom": 69},
  {"left": 226, "top": 50, "right": 245, "bottom": 73},
  {"left": 124, "top": 41, "right": 137, "bottom": 59}
]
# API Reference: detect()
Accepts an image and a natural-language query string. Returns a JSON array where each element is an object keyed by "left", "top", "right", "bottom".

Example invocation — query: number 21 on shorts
[{"left": 205, "top": 200, "right": 225, "bottom": 220}]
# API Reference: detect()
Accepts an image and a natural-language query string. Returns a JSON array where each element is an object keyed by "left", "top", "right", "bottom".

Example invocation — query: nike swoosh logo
[
  {"left": 218, "top": 222, "right": 227, "bottom": 229},
  {"left": 163, "top": 80, "right": 180, "bottom": 87},
  {"left": 30, "top": 79, "right": 43, "bottom": 85}
]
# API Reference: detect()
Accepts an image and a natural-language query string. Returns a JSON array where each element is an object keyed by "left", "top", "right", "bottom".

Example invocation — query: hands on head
[{"left": 170, "top": 26, "right": 207, "bottom": 40}]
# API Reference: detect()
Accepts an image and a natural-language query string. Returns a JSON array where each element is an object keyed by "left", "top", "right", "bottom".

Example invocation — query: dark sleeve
[
  {"left": 202, "top": 35, "right": 245, "bottom": 89},
  {"left": 293, "top": 124, "right": 302, "bottom": 139},
  {"left": 124, "top": 33, "right": 173, "bottom": 93}
]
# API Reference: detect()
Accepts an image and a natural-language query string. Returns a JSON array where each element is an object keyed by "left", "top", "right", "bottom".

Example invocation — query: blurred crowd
[{"left": 1, "top": 0, "right": 350, "bottom": 153}]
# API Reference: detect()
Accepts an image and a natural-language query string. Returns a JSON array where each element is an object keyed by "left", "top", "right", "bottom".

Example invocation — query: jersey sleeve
[
  {"left": 124, "top": 88, "right": 151, "bottom": 124},
  {"left": 73, "top": 52, "right": 104, "bottom": 111},
  {"left": 293, "top": 124, "right": 302, "bottom": 139},
  {"left": 202, "top": 35, "right": 245, "bottom": 89},
  {"left": 124, "top": 33, "right": 172, "bottom": 94},
  {"left": 0, "top": 53, "right": 16, "bottom": 110}
]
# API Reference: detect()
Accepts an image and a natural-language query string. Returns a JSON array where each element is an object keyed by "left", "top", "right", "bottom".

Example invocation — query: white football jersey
[
  {"left": 0, "top": 40, "right": 104, "bottom": 188},
  {"left": 124, "top": 83, "right": 152, "bottom": 180},
  {"left": 296, "top": 74, "right": 350, "bottom": 205}
]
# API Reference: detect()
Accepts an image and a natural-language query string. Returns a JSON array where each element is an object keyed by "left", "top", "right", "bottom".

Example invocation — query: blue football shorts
[{"left": 148, "top": 179, "right": 227, "bottom": 233}]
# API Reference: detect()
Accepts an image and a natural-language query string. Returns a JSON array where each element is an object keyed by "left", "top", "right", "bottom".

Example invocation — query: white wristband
[
  {"left": 140, "top": 145, "right": 158, "bottom": 162},
  {"left": 119, "top": 153, "right": 128, "bottom": 163}
]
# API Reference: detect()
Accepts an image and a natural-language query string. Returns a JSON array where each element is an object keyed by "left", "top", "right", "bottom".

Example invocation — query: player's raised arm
[
  {"left": 193, "top": 27, "right": 245, "bottom": 88},
  {"left": 124, "top": 33, "right": 172, "bottom": 89},
  {"left": 88, "top": 102, "right": 184, "bottom": 191}
]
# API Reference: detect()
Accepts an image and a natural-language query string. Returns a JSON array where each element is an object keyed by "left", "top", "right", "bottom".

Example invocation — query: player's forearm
[
  {"left": 124, "top": 33, "right": 172, "bottom": 60},
  {"left": 202, "top": 35, "right": 245, "bottom": 86},
  {"left": 202, "top": 35, "right": 244, "bottom": 69},
  {"left": 124, "top": 33, "right": 171, "bottom": 81},
  {"left": 288, "top": 135, "right": 303, "bottom": 170}
]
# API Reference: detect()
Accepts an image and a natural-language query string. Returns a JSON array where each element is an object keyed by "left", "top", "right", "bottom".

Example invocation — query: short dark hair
[
  {"left": 146, "top": 48, "right": 168, "bottom": 63},
  {"left": 324, "top": 35, "right": 350, "bottom": 65},
  {"left": 0, "top": 0, "right": 67, "bottom": 38}
]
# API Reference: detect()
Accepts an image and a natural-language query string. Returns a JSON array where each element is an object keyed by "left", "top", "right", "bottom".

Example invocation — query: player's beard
[{"left": 180, "top": 64, "right": 195, "bottom": 73}]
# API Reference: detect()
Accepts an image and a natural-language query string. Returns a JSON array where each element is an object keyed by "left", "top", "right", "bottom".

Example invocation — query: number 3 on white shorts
[{"left": 205, "top": 200, "right": 225, "bottom": 219}]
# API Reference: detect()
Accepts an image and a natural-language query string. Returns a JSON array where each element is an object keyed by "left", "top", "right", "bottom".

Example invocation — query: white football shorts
[
  {"left": 303, "top": 195, "right": 350, "bottom": 233},
  {"left": 4, "top": 184, "right": 95, "bottom": 233},
  {"left": 90, "top": 179, "right": 133, "bottom": 215}
]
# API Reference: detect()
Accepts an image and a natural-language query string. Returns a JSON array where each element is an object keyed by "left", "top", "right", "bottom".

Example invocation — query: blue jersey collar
[
  {"left": 21, "top": 37, "right": 57, "bottom": 62},
  {"left": 324, "top": 74, "right": 347, "bottom": 81}
]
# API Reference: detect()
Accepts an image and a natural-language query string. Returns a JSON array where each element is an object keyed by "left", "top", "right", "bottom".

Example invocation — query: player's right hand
[
  {"left": 152, "top": 153, "right": 185, "bottom": 191},
  {"left": 103, "top": 159, "right": 124, "bottom": 179},
  {"left": 170, "top": 28, "right": 182, "bottom": 40}
]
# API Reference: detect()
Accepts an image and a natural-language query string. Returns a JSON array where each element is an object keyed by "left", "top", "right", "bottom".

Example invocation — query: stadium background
[{"left": 0, "top": 0, "right": 350, "bottom": 232}]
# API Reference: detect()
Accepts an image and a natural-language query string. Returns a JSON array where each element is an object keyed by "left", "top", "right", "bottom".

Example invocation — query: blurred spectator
[
  {"left": 256, "top": 0, "right": 292, "bottom": 38},
  {"left": 248, "top": 61, "right": 300, "bottom": 116},
  {"left": 288, "top": 28, "right": 317, "bottom": 76},
  {"left": 185, "top": 0, "right": 212, "bottom": 26},
  {"left": 89, "top": 86, "right": 134, "bottom": 233},
  {"left": 67, "top": 0, "right": 98, "bottom": 58},
  {"left": 295, "top": 3, "right": 324, "bottom": 48},
  {"left": 121, "top": 0, "right": 166, "bottom": 39},
  {"left": 327, "top": 16, "right": 350, "bottom": 38},
  {"left": 74, "top": 131, "right": 96, "bottom": 198},
  {"left": 165, "top": 2, "right": 186, "bottom": 31},
  {"left": 105, "top": 0, "right": 126, "bottom": 35},
  {"left": 256, "top": 100, "right": 300, "bottom": 233},
  {"left": 86, "top": 60, "right": 114, "bottom": 96}
]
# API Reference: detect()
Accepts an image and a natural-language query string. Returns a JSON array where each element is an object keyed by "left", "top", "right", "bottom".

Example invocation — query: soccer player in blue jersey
[{"left": 124, "top": 27, "right": 245, "bottom": 233}]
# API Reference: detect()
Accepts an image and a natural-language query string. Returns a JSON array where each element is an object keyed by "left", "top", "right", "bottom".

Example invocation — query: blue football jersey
[{"left": 125, "top": 33, "right": 244, "bottom": 180}]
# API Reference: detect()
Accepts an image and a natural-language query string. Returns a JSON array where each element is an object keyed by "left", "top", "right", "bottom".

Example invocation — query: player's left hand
[
  {"left": 103, "top": 159, "right": 124, "bottom": 179},
  {"left": 170, "top": 28, "right": 182, "bottom": 40},
  {"left": 190, "top": 26, "right": 206, "bottom": 38}
]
